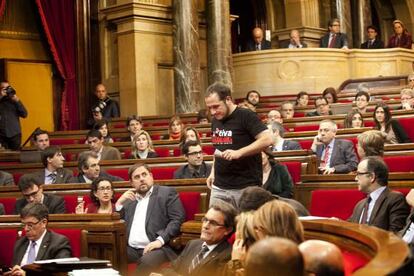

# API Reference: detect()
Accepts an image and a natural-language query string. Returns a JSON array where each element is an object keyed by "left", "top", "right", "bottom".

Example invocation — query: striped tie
[{"left": 189, "top": 245, "right": 209, "bottom": 273}]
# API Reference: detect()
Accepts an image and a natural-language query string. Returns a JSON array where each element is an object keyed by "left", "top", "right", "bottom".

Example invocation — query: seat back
[
  {"left": 280, "top": 161, "right": 301, "bottom": 184},
  {"left": 0, "top": 197, "right": 16, "bottom": 214},
  {"left": 105, "top": 168, "right": 129, "bottom": 181},
  {"left": 49, "top": 228, "right": 83, "bottom": 257},
  {"left": 178, "top": 191, "right": 201, "bottom": 221},
  {"left": 384, "top": 156, "right": 414, "bottom": 172},
  {"left": 0, "top": 229, "right": 18, "bottom": 266}
]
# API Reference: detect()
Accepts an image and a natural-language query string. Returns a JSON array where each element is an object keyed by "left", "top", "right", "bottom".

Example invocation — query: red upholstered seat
[
  {"left": 154, "top": 148, "right": 171, "bottom": 157},
  {"left": 178, "top": 192, "right": 201, "bottom": 221},
  {"left": 112, "top": 123, "right": 125, "bottom": 128},
  {"left": 384, "top": 156, "right": 414, "bottom": 172},
  {"left": 293, "top": 112, "right": 305, "bottom": 117},
  {"left": 342, "top": 249, "right": 369, "bottom": 275},
  {"left": 173, "top": 149, "right": 181, "bottom": 157},
  {"left": 151, "top": 167, "right": 177, "bottom": 180},
  {"left": 50, "top": 138, "right": 80, "bottom": 145},
  {"left": 13, "top": 172, "right": 23, "bottom": 185},
  {"left": 50, "top": 228, "right": 82, "bottom": 258},
  {"left": 0, "top": 229, "right": 18, "bottom": 266},
  {"left": 124, "top": 149, "right": 132, "bottom": 159},
  {"left": 0, "top": 197, "right": 16, "bottom": 214},
  {"left": 151, "top": 122, "right": 169, "bottom": 127},
  {"left": 105, "top": 168, "right": 129, "bottom": 181},
  {"left": 202, "top": 145, "right": 215, "bottom": 155},
  {"left": 398, "top": 117, "right": 414, "bottom": 142},
  {"left": 309, "top": 189, "right": 365, "bottom": 220},
  {"left": 280, "top": 161, "right": 301, "bottom": 184},
  {"left": 364, "top": 121, "right": 375, "bottom": 127},
  {"left": 63, "top": 195, "right": 79, "bottom": 214},
  {"left": 293, "top": 125, "right": 319, "bottom": 132},
  {"left": 298, "top": 139, "right": 313, "bottom": 150}
]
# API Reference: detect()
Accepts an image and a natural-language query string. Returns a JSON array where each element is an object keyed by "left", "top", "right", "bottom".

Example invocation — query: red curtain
[
  {"left": 35, "top": 0, "right": 79, "bottom": 130},
  {"left": 0, "top": 0, "right": 6, "bottom": 19}
]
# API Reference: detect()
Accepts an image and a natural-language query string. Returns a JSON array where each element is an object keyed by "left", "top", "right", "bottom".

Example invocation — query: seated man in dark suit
[
  {"left": 282, "top": 29, "right": 308, "bottom": 48},
  {"left": 311, "top": 119, "right": 358, "bottom": 174},
  {"left": 14, "top": 175, "right": 66, "bottom": 215},
  {"left": 174, "top": 140, "right": 211, "bottom": 179},
  {"left": 9, "top": 203, "right": 72, "bottom": 275},
  {"left": 86, "top": 130, "right": 121, "bottom": 161},
  {"left": 349, "top": 157, "right": 409, "bottom": 232},
  {"left": 121, "top": 115, "right": 143, "bottom": 142},
  {"left": 320, "top": 18, "right": 348, "bottom": 49},
  {"left": 360, "top": 25, "right": 384, "bottom": 49},
  {"left": 0, "top": 170, "right": 14, "bottom": 186},
  {"left": 163, "top": 201, "right": 237, "bottom": 276},
  {"left": 87, "top": 83, "right": 120, "bottom": 128},
  {"left": 115, "top": 163, "right": 186, "bottom": 275},
  {"left": 28, "top": 146, "right": 73, "bottom": 184},
  {"left": 268, "top": 122, "right": 301, "bottom": 151},
  {"left": 73, "top": 151, "right": 123, "bottom": 183},
  {"left": 245, "top": 27, "right": 271, "bottom": 52},
  {"left": 306, "top": 97, "right": 332, "bottom": 117}
]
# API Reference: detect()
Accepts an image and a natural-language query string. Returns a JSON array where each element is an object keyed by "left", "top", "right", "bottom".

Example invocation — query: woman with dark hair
[
  {"left": 343, "top": 110, "right": 364, "bottom": 128},
  {"left": 179, "top": 126, "right": 201, "bottom": 152},
  {"left": 92, "top": 119, "right": 113, "bottom": 143},
  {"left": 163, "top": 115, "right": 184, "bottom": 140},
  {"left": 373, "top": 103, "right": 411, "bottom": 144},
  {"left": 322, "top": 87, "right": 338, "bottom": 104},
  {"left": 295, "top": 91, "right": 309, "bottom": 107},
  {"left": 75, "top": 177, "right": 115, "bottom": 214},
  {"left": 261, "top": 149, "right": 293, "bottom": 198},
  {"left": 130, "top": 130, "right": 159, "bottom": 159},
  {"left": 387, "top": 19, "right": 412, "bottom": 49}
]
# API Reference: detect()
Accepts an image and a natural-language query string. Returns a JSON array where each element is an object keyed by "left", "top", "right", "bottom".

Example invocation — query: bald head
[
  {"left": 252, "top": 27, "right": 264, "bottom": 44},
  {"left": 245, "top": 237, "right": 305, "bottom": 276},
  {"left": 299, "top": 240, "right": 344, "bottom": 276}
]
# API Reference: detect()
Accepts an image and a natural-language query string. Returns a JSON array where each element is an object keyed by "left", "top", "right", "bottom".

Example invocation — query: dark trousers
[
  {"left": 0, "top": 134, "right": 21, "bottom": 150},
  {"left": 127, "top": 246, "right": 169, "bottom": 276}
]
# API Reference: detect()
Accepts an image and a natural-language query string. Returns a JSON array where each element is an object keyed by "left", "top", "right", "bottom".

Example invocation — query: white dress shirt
[{"left": 20, "top": 229, "right": 47, "bottom": 266}]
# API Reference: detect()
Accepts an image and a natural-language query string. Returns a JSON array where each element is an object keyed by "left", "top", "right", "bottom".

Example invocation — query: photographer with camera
[
  {"left": 0, "top": 81, "right": 28, "bottom": 150},
  {"left": 87, "top": 83, "right": 119, "bottom": 128}
]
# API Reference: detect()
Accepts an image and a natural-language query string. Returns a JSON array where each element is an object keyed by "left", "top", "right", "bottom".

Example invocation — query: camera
[
  {"left": 3, "top": 86, "right": 16, "bottom": 97},
  {"left": 92, "top": 100, "right": 107, "bottom": 114}
]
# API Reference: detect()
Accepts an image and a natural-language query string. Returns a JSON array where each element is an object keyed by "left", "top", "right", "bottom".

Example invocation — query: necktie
[
  {"left": 49, "top": 173, "right": 57, "bottom": 184},
  {"left": 256, "top": 44, "right": 261, "bottom": 51},
  {"left": 321, "top": 145, "right": 330, "bottom": 168},
  {"left": 360, "top": 196, "right": 372, "bottom": 224},
  {"left": 189, "top": 245, "right": 209, "bottom": 273},
  {"left": 27, "top": 241, "right": 37, "bottom": 264},
  {"left": 369, "top": 40, "right": 373, "bottom": 48},
  {"left": 328, "top": 34, "right": 336, "bottom": 48}
]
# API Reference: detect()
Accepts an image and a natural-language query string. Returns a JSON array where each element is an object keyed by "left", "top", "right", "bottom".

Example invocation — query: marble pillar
[
  {"left": 172, "top": 0, "right": 201, "bottom": 113},
  {"left": 358, "top": 0, "right": 372, "bottom": 46},
  {"left": 206, "top": 0, "right": 233, "bottom": 90},
  {"left": 336, "top": 0, "right": 353, "bottom": 47}
]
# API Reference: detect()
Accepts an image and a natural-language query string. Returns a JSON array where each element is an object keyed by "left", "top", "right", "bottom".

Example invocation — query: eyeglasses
[
  {"left": 201, "top": 217, "right": 226, "bottom": 227},
  {"left": 187, "top": 151, "right": 203, "bottom": 156},
  {"left": 23, "top": 189, "right": 40, "bottom": 199},
  {"left": 21, "top": 220, "right": 42, "bottom": 230},
  {"left": 356, "top": 171, "right": 372, "bottom": 176},
  {"left": 408, "top": 79, "right": 414, "bottom": 82},
  {"left": 97, "top": 186, "right": 112, "bottom": 192}
]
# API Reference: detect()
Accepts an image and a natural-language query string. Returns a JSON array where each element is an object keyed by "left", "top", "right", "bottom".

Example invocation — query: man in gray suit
[
  {"left": 86, "top": 129, "right": 121, "bottom": 161},
  {"left": 268, "top": 122, "right": 301, "bottom": 151},
  {"left": 0, "top": 170, "right": 14, "bottom": 186},
  {"left": 115, "top": 163, "right": 185, "bottom": 275},
  {"left": 349, "top": 157, "right": 409, "bottom": 232},
  {"left": 14, "top": 175, "right": 66, "bottom": 214},
  {"left": 311, "top": 119, "right": 358, "bottom": 174},
  {"left": 28, "top": 146, "right": 73, "bottom": 184},
  {"left": 10, "top": 202, "right": 71, "bottom": 275},
  {"left": 163, "top": 201, "right": 236, "bottom": 276}
]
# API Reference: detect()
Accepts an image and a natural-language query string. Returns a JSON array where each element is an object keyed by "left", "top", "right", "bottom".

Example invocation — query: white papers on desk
[
  {"left": 34, "top": 257, "right": 80, "bottom": 264},
  {"left": 68, "top": 268, "right": 120, "bottom": 276}
]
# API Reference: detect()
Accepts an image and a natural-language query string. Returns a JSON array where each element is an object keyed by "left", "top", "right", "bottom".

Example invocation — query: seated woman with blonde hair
[
  {"left": 75, "top": 177, "right": 116, "bottom": 214},
  {"left": 130, "top": 130, "right": 159, "bottom": 159},
  {"left": 357, "top": 130, "right": 385, "bottom": 159}
]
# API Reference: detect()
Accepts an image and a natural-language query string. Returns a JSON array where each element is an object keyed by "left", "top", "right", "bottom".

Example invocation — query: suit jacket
[
  {"left": 166, "top": 239, "right": 231, "bottom": 276},
  {"left": 348, "top": 187, "right": 409, "bottom": 232},
  {"left": 316, "top": 139, "right": 358, "bottom": 173},
  {"left": 87, "top": 98, "right": 120, "bottom": 127},
  {"left": 282, "top": 140, "right": 302, "bottom": 151},
  {"left": 360, "top": 39, "right": 384, "bottom": 49},
  {"left": 0, "top": 203, "right": 4, "bottom": 215},
  {"left": 121, "top": 185, "right": 185, "bottom": 260},
  {"left": 173, "top": 162, "right": 212, "bottom": 179},
  {"left": 306, "top": 110, "right": 333, "bottom": 117},
  {"left": 12, "top": 230, "right": 72, "bottom": 265},
  {"left": 0, "top": 170, "right": 14, "bottom": 186},
  {"left": 320, "top": 32, "right": 348, "bottom": 48},
  {"left": 30, "top": 168, "right": 74, "bottom": 184},
  {"left": 100, "top": 145, "right": 121, "bottom": 161},
  {"left": 72, "top": 171, "right": 124, "bottom": 183},
  {"left": 245, "top": 40, "right": 271, "bottom": 52},
  {"left": 14, "top": 194, "right": 66, "bottom": 215},
  {"left": 280, "top": 40, "right": 308, "bottom": 48},
  {"left": 263, "top": 162, "right": 293, "bottom": 198},
  {"left": 0, "top": 97, "right": 28, "bottom": 138}
]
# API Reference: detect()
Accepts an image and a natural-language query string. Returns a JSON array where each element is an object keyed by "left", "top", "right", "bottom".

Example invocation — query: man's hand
[
  {"left": 115, "top": 188, "right": 136, "bottom": 206},
  {"left": 406, "top": 189, "right": 414, "bottom": 207},
  {"left": 221, "top": 149, "right": 242, "bottom": 161},
  {"left": 143, "top": 240, "right": 162, "bottom": 254},
  {"left": 10, "top": 95, "right": 19, "bottom": 102},
  {"left": 4, "top": 265, "right": 26, "bottom": 276},
  {"left": 206, "top": 173, "right": 214, "bottom": 189},
  {"left": 319, "top": 167, "right": 335, "bottom": 175},
  {"left": 93, "top": 111, "right": 103, "bottom": 121}
]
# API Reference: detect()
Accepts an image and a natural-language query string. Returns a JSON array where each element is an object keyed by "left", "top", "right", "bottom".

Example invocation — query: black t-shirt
[{"left": 211, "top": 107, "right": 267, "bottom": 189}]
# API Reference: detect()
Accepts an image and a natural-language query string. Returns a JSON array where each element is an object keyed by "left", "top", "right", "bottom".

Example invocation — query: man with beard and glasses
[
  {"left": 205, "top": 83, "right": 273, "bottom": 208},
  {"left": 115, "top": 163, "right": 185, "bottom": 275}
]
